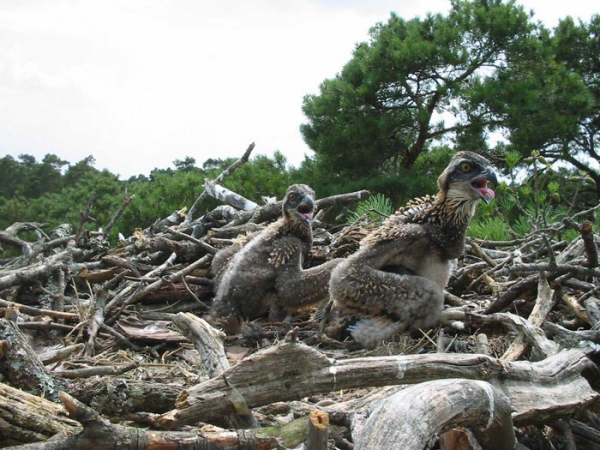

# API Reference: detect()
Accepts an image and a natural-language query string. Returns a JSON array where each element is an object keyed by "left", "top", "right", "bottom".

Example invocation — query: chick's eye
[
  {"left": 288, "top": 194, "right": 298, "bottom": 202},
  {"left": 461, "top": 163, "right": 472, "bottom": 172}
]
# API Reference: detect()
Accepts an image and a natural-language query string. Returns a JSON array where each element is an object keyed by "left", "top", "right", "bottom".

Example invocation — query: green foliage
[
  {"left": 120, "top": 169, "right": 205, "bottom": 235},
  {"left": 467, "top": 217, "right": 511, "bottom": 241},
  {"left": 349, "top": 193, "right": 394, "bottom": 223},
  {"left": 0, "top": 153, "right": 67, "bottom": 200},
  {"left": 0, "top": 152, "right": 294, "bottom": 242},
  {"left": 471, "top": 151, "right": 587, "bottom": 239},
  {"left": 561, "top": 229, "right": 580, "bottom": 243},
  {"left": 222, "top": 152, "right": 292, "bottom": 202},
  {"left": 301, "top": 0, "right": 536, "bottom": 181},
  {"left": 544, "top": 16, "right": 600, "bottom": 193},
  {"left": 504, "top": 151, "right": 521, "bottom": 169}
]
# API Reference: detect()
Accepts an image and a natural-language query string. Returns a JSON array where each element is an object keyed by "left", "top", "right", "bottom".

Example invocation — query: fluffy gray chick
[{"left": 211, "top": 184, "right": 341, "bottom": 333}]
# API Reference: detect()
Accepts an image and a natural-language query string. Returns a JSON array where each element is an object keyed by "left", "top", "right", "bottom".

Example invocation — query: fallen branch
[
  {"left": 0, "top": 319, "right": 63, "bottom": 400},
  {"left": 353, "top": 379, "right": 515, "bottom": 450},
  {"left": 6, "top": 392, "right": 283, "bottom": 450},
  {"left": 172, "top": 312, "right": 258, "bottom": 428},
  {"left": 0, "top": 382, "right": 80, "bottom": 446},
  {"left": 186, "top": 142, "right": 255, "bottom": 224},
  {"left": 156, "top": 340, "right": 598, "bottom": 429},
  {"left": 53, "top": 362, "right": 139, "bottom": 379}
]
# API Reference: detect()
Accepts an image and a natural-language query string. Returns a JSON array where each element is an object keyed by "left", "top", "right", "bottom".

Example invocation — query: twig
[
  {"left": 563, "top": 218, "right": 598, "bottom": 267},
  {"left": 0, "top": 298, "right": 78, "bottom": 320},
  {"left": 180, "top": 274, "right": 210, "bottom": 311},
  {"left": 186, "top": 142, "right": 255, "bottom": 224},
  {"left": 168, "top": 227, "right": 217, "bottom": 254},
  {"left": 106, "top": 254, "right": 212, "bottom": 324},
  {"left": 468, "top": 240, "right": 498, "bottom": 268},
  {"left": 510, "top": 263, "right": 600, "bottom": 279},
  {"left": 75, "top": 195, "right": 96, "bottom": 242},
  {"left": 54, "top": 362, "right": 139, "bottom": 379},
  {"left": 104, "top": 189, "right": 136, "bottom": 236}
]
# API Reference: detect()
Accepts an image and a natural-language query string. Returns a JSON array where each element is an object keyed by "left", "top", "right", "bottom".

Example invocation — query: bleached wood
[
  {"left": 353, "top": 379, "right": 515, "bottom": 450},
  {"left": 503, "top": 271, "right": 555, "bottom": 361},
  {"left": 156, "top": 341, "right": 598, "bottom": 429}
]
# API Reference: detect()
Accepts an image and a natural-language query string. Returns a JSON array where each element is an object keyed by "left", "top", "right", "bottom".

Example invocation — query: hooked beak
[
  {"left": 296, "top": 199, "right": 314, "bottom": 222},
  {"left": 472, "top": 169, "right": 497, "bottom": 204}
]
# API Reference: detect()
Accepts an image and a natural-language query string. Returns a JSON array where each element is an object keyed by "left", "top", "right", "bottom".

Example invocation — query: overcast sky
[{"left": 0, "top": 1, "right": 597, "bottom": 179}]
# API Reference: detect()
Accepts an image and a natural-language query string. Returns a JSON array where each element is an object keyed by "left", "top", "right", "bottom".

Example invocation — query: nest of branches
[{"left": 1, "top": 145, "right": 600, "bottom": 450}]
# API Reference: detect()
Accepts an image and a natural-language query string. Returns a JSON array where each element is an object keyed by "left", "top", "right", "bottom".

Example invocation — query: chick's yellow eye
[
  {"left": 461, "top": 163, "right": 472, "bottom": 172},
  {"left": 289, "top": 194, "right": 298, "bottom": 202}
]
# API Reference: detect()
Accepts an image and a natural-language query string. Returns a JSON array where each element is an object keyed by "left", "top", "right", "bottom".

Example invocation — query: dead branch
[
  {"left": 205, "top": 180, "right": 259, "bottom": 211},
  {"left": 0, "top": 298, "right": 78, "bottom": 321},
  {"left": 186, "top": 142, "right": 256, "bottom": 224},
  {"left": 352, "top": 379, "right": 515, "bottom": 450},
  {"left": 502, "top": 272, "right": 556, "bottom": 361},
  {"left": 173, "top": 313, "right": 259, "bottom": 429},
  {"left": 38, "top": 344, "right": 84, "bottom": 365},
  {"left": 0, "top": 382, "right": 80, "bottom": 446},
  {"left": 53, "top": 362, "right": 138, "bottom": 379},
  {"left": 5, "top": 392, "right": 283, "bottom": 450},
  {"left": 156, "top": 341, "right": 597, "bottom": 429},
  {"left": 103, "top": 190, "right": 135, "bottom": 236},
  {"left": 0, "top": 249, "right": 83, "bottom": 291},
  {"left": 0, "top": 319, "right": 63, "bottom": 400}
]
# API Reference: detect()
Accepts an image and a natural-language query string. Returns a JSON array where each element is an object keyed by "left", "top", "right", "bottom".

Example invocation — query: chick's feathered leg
[{"left": 330, "top": 262, "right": 444, "bottom": 348}]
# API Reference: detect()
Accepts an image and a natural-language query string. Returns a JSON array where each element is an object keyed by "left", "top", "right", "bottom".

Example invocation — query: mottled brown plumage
[
  {"left": 329, "top": 151, "right": 497, "bottom": 348},
  {"left": 211, "top": 184, "right": 341, "bottom": 334}
]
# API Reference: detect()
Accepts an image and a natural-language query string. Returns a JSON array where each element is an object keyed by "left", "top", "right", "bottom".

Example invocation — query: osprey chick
[
  {"left": 211, "top": 184, "right": 341, "bottom": 333},
  {"left": 329, "top": 151, "right": 497, "bottom": 348}
]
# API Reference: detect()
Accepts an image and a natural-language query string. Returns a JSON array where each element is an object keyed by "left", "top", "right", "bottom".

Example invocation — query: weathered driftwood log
[
  {"left": 0, "top": 319, "right": 63, "bottom": 400},
  {"left": 156, "top": 340, "right": 599, "bottom": 429},
  {"left": 0, "top": 381, "right": 80, "bottom": 447},
  {"left": 502, "top": 272, "right": 556, "bottom": 361},
  {"left": 352, "top": 379, "right": 515, "bottom": 450},
  {"left": 172, "top": 312, "right": 258, "bottom": 429},
  {"left": 6, "top": 392, "right": 283, "bottom": 450},
  {"left": 172, "top": 313, "right": 229, "bottom": 378}
]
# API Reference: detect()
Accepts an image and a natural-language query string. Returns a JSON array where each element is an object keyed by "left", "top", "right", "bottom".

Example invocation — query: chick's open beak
[
  {"left": 297, "top": 200, "right": 314, "bottom": 222},
  {"left": 472, "top": 169, "right": 497, "bottom": 204}
]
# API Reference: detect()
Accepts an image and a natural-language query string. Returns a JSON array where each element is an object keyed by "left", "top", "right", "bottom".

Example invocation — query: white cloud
[{"left": 0, "top": 0, "right": 596, "bottom": 178}]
